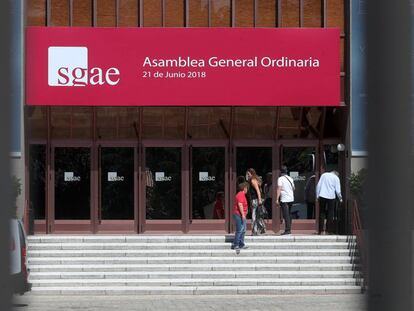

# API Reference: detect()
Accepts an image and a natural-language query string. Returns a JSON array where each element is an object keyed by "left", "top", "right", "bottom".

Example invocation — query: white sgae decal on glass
[
  {"left": 108, "top": 172, "right": 125, "bottom": 182},
  {"left": 155, "top": 172, "right": 172, "bottom": 182},
  {"left": 64, "top": 172, "right": 81, "bottom": 182},
  {"left": 199, "top": 172, "right": 215, "bottom": 182}
]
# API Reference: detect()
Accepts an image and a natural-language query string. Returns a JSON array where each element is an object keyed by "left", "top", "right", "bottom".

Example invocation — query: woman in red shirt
[{"left": 232, "top": 182, "right": 249, "bottom": 252}]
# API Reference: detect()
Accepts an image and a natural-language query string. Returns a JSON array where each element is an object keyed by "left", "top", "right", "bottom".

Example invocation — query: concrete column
[{"left": 367, "top": 1, "right": 413, "bottom": 310}]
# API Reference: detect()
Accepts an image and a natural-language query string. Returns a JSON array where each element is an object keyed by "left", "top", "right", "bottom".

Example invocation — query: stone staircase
[{"left": 27, "top": 235, "right": 362, "bottom": 295}]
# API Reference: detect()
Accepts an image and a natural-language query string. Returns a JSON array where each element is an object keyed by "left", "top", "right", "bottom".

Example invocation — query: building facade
[{"left": 24, "top": 0, "right": 350, "bottom": 234}]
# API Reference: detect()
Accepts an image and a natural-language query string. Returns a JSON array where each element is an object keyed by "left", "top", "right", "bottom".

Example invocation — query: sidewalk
[{"left": 14, "top": 293, "right": 366, "bottom": 311}]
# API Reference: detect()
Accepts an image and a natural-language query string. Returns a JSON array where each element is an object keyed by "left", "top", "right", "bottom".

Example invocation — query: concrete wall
[
  {"left": 10, "top": 156, "right": 25, "bottom": 219},
  {"left": 351, "top": 156, "right": 367, "bottom": 173}
]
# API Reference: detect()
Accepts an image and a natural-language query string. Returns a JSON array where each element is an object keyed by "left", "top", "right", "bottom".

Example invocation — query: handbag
[{"left": 257, "top": 202, "right": 268, "bottom": 219}]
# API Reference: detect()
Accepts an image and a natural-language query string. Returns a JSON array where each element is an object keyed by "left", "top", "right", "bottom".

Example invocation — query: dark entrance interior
[
  {"left": 99, "top": 147, "right": 134, "bottom": 221},
  {"left": 144, "top": 146, "right": 182, "bottom": 231},
  {"left": 54, "top": 147, "right": 91, "bottom": 220}
]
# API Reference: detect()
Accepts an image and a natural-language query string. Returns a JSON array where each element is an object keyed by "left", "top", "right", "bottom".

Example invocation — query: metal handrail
[{"left": 352, "top": 199, "right": 367, "bottom": 290}]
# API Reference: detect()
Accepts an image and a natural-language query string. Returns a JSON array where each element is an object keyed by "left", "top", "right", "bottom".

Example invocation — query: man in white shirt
[
  {"left": 276, "top": 166, "right": 295, "bottom": 235},
  {"left": 316, "top": 171, "right": 342, "bottom": 234}
]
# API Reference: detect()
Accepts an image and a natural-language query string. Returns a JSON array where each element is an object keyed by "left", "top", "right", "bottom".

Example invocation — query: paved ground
[{"left": 14, "top": 294, "right": 367, "bottom": 311}]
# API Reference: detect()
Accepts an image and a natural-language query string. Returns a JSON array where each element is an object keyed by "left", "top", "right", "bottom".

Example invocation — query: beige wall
[{"left": 351, "top": 156, "right": 367, "bottom": 174}]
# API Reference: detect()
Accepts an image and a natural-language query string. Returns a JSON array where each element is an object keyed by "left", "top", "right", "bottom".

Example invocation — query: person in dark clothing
[
  {"left": 304, "top": 175, "right": 316, "bottom": 219},
  {"left": 246, "top": 168, "right": 265, "bottom": 235},
  {"left": 263, "top": 172, "right": 273, "bottom": 219},
  {"left": 316, "top": 171, "right": 342, "bottom": 234}
]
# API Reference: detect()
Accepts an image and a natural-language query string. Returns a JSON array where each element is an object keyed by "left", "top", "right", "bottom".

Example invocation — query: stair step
[
  {"left": 26, "top": 234, "right": 362, "bottom": 295},
  {"left": 28, "top": 256, "right": 355, "bottom": 265},
  {"left": 27, "top": 235, "right": 356, "bottom": 244},
  {"left": 29, "top": 278, "right": 358, "bottom": 287},
  {"left": 29, "top": 263, "right": 359, "bottom": 272},
  {"left": 29, "top": 270, "right": 358, "bottom": 280},
  {"left": 30, "top": 285, "right": 362, "bottom": 295},
  {"left": 27, "top": 249, "right": 352, "bottom": 257},
  {"left": 28, "top": 242, "right": 350, "bottom": 250}
]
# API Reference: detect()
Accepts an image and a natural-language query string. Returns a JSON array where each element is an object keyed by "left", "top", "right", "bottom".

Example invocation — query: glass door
[
  {"left": 53, "top": 146, "right": 91, "bottom": 232},
  {"left": 235, "top": 146, "right": 273, "bottom": 231},
  {"left": 189, "top": 146, "right": 227, "bottom": 231},
  {"left": 143, "top": 146, "right": 183, "bottom": 231},
  {"left": 98, "top": 146, "right": 135, "bottom": 232},
  {"left": 281, "top": 146, "right": 318, "bottom": 232}
]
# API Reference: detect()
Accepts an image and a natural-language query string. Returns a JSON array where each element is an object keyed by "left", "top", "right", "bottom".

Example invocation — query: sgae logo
[{"left": 48, "top": 47, "right": 120, "bottom": 87}]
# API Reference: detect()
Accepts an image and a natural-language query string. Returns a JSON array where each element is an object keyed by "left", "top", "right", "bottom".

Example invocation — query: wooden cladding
[{"left": 27, "top": 0, "right": 345, "bottom": 30}]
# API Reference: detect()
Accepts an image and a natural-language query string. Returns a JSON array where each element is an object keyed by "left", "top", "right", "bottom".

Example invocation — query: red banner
[{"left": 26, "top": 27, "right": 340, "bottom": 106}]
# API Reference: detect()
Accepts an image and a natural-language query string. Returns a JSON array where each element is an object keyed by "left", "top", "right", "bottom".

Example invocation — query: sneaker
[
  {"left": 234, "top": 247, "right": 240, "bottom": 254},
  {"left": 281, "top": 231, "right": 291, "bottom": 236},
  {"left": 240, "top": 245, "right": 249, "bottom": 249}
]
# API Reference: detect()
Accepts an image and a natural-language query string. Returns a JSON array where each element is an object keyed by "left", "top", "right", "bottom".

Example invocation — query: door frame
[
  {"left": 140, "top": 140, "right": 186, "bottom": 232},
  {"left": 186, "top": 140, "right": 229, "bottom": 233},
  {"left": 50, "top": 141, "right": 93, "bottom": 233},
  {"left": 279, "top": 140, "right": 320, "bottom": 233},
  {"left": 95, "top": 141, "right": 138, "bottom": 233},
  {"left": 27, "top": 142, "right": 47, "bottom": 234}
]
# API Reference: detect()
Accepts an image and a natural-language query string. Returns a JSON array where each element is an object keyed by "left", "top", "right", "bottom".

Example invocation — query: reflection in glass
[
  {"left": 146, "top": 147, "right": 181, "bottom": 220},
  {"left": 234, "top": 107, "right": 276, "bottom": 139},
  {"left": 51, "top": 107, "right": 92, "bottom": 139},
  {"left": 300, "top": 107, "right": 323, "bottom": 138},
  {"left": 192, "top": 147, "right": 225, "bottom": 219},
  {"left": 100, "top": 147, "right": 134, "bottom": 220},
  {"left": 142, "top": 107, "right": 185, "bottom": 139},
  {"left": 323, "top": 145, "right": 339, "bottom": 172},
  {"left": 278, "top": 107, "right": 301, "bottom": 138},
  {"left": 188, "top": 107, "right": 231, "bottom": 139},
  {"left": 282, "top": 147, "right": 316, "bottom": 219},
  {"left": 27, "top": 107, "right": 47, "bottom": 140},
  {"left": 96, "top": 107, "right": 139, "bottom": 140},
  {"left": 323, "top": 108, "right": 347, "bottom": 139},
  {"left": 55, "top": 147, "right": 90, "bottom": 220}
]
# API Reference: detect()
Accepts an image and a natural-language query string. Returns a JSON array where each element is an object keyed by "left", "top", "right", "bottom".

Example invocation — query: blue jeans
[{"left": 232, "top": 214, "right": 246, "bottom": 248}]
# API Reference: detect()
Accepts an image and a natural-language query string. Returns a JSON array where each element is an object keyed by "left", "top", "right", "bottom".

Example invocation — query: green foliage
[
  {"left": 349, "top": 168, "right": 367, "bottom": 203},
  {"left": 12, "top": 175, "right": 22, "bottom": 202},
  {"left": 11, "top": 176, "right": 22, "bottom": 219}
]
